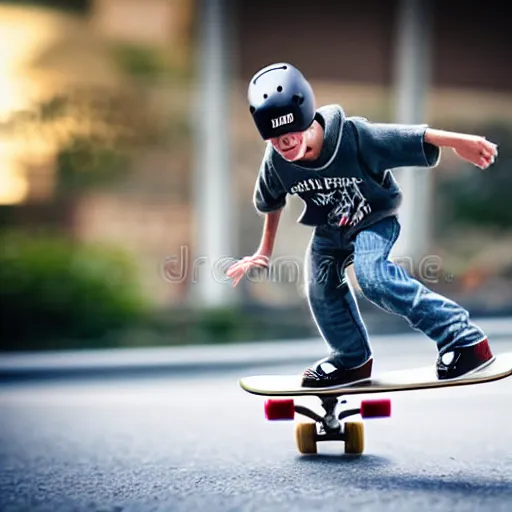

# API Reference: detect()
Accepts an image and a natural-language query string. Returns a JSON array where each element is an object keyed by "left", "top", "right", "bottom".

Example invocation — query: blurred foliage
[
  {"left": 141, "top": 307, "right": 255, "bottom": 345},
  {"left": 1, "top": 83, "right": 175, "bottom": 194},
  {"left": 435, "top": 122, "right": 512, "bottom": 232},
  {"left": 111, "top": 42, "right": 192, "bottom": 83},
  {"left": 6, "top": 84, "right": 167, "bottom": 149},
  {"left": 0, "top": 0, "right": 90, "bottom": 14},
  {"left": 122, "top": 305, "right": 319, "bottom": 348},
  {"left": 112, "top": 44, "right": 164, "bottom": 79},
  {"left": 0, "top": 230, "right": 148, "bottom": 350},
  {"left": 56, "top": 135, "right": 129, "bottom": 193},
  {"left": 110, "top": 43, "right": 192, "bottom": 83}
]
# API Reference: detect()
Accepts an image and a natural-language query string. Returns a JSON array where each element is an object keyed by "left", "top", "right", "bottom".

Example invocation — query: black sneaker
[
  {"left": 301, "top": 356, "right": 373, "bottom": 388},
  {"left": 436, "top": 338, "right": 495, "bottom": 380}
]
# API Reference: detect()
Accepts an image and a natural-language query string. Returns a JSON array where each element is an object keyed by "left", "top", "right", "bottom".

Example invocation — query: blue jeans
[{"left": 305, "top": 216, "right": 486, "bottom": 368}]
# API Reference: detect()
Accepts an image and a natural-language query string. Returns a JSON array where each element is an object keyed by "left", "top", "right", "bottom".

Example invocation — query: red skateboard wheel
[
  {"left": 264, "top": 399, "right": 295, "bottom": 420},
  {"left": 360, "top": 399, "right": 391, "bottom": 418}
]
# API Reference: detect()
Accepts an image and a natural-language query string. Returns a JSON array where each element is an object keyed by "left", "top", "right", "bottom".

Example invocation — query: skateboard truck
[{"left": 264, "top": 396, "right": 391, "bottom": 455}]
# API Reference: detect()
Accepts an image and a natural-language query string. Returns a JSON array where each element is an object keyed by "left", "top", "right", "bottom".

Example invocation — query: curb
[
  {"left": 0, "top": 338, "right": 325, "bottom": 382},
  {"left": 1, "top": 317, "right": 511, "bottom": 382},
  {"left": 0, "top": 340, "right": 325, "bottom": 382}
]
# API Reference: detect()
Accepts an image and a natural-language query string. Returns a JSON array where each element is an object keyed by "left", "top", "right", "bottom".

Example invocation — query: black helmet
[{"left": 248, "top": 63, "right": 316, "bottom": 140}]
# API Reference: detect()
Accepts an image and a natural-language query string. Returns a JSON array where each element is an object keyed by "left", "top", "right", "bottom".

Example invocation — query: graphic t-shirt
[{"left": 253, "top": 104, "right": 440, "bottom": 242}]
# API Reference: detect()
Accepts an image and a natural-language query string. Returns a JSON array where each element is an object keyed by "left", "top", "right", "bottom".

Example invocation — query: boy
[{"left": 227, "top": 63, "right": 498, "bottom": 388}]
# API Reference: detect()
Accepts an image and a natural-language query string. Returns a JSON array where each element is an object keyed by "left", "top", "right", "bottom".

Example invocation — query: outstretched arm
[
  {"left": 424, "top": 129, "right": 498, "bottom": 169},
  {"left": 351, "top": 118, "right": 440, "bottom": 173},
  {"left": 227, "top": 148, "right": 287, "bottom": 287},
  {"left": 351, "top": 117, "right": 498, "bottom": 175},
  {"left": 257, "top": 209, "right": 282, "bottom": 258},
  {"left": 226, "top": 208, "right": 283, "bottom": 287}
]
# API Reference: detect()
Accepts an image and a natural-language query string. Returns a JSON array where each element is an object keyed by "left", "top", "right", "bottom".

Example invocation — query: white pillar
[
  {"left": 391, "top": 0, "right": 433, "bottom": 262},
  {"left": 192, "top": 0, "right": 235, "bottom": 307}
]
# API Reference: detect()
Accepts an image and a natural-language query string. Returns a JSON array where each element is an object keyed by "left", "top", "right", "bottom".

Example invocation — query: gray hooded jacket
[{"left": 253, "top": 104, "right": 440, "bottom": 243}]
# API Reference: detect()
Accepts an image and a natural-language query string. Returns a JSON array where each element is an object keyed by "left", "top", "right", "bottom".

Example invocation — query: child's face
[{"left": 269, "top": 131, "right": 308, "bottom": 162}]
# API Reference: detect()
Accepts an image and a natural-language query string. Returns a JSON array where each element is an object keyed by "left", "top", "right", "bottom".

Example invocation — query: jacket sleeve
[
  {"left": 350, "top": 117, "right": 441, "bottom": 175},
  {"left": 253, "top": 146, "right": 287, "bottom": 213}
]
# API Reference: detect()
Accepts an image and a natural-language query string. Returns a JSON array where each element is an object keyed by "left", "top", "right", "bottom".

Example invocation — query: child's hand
[
  {"left": 451, "top": 135, "right": 498, "bottom": 169},
  {"left": 226, "top": 253, "right": 270, "bottom": 287}
]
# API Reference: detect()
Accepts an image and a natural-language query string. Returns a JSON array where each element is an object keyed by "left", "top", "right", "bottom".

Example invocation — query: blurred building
[
  {"left": 91, "top": 0, "right": 193, "bottom": 62},
  {"left": 236, "top": 0, "right": 511, "bottom": 96}
]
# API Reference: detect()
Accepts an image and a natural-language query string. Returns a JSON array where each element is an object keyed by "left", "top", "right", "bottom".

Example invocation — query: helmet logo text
[{"left": 271, "top": 113, "right": 294, "bottom": 129}]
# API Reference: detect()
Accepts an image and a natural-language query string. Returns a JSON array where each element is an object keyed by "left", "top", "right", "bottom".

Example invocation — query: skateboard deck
[
  {"left": 240, "top": 352, "right": 512, "bottom": 397},
  {"left": 240, "top": 354, "right": 512, "bottom": 456}
]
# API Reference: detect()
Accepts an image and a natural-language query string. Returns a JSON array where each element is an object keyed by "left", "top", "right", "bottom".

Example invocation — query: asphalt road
[{"left": 1, "top": 336, "right": 512, "bottom": 512}]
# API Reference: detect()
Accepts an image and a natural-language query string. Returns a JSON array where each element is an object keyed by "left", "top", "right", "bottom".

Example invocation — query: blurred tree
[
  {"left": 55, "top": 135, "right": 128, "bottom": 193},
  {"left": 109, "top": 42, "right": 192, "bottom": 83},
  {"left": 3, "top": 82, "right": 170, "bottom": 197},
  {"left": 0, "top": 230, "right": 147, "bottom": 350},
  {"left": 435, "top": 122, "right": 512, "bottom": 231}
]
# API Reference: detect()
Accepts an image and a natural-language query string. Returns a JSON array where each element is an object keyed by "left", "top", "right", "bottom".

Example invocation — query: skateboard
[{"left": 239, "top": 352, "right": 512, "bottom": 455}]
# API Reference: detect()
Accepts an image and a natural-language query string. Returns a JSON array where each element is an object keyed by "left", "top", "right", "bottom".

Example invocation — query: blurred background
[{"left": 1, "top": 0, "right": 511, "bottom": 352}]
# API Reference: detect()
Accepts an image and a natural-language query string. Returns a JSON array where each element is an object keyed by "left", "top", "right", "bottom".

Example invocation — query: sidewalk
[{"left": 1, "top": 317, "right": 511, "bottom": 381}]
